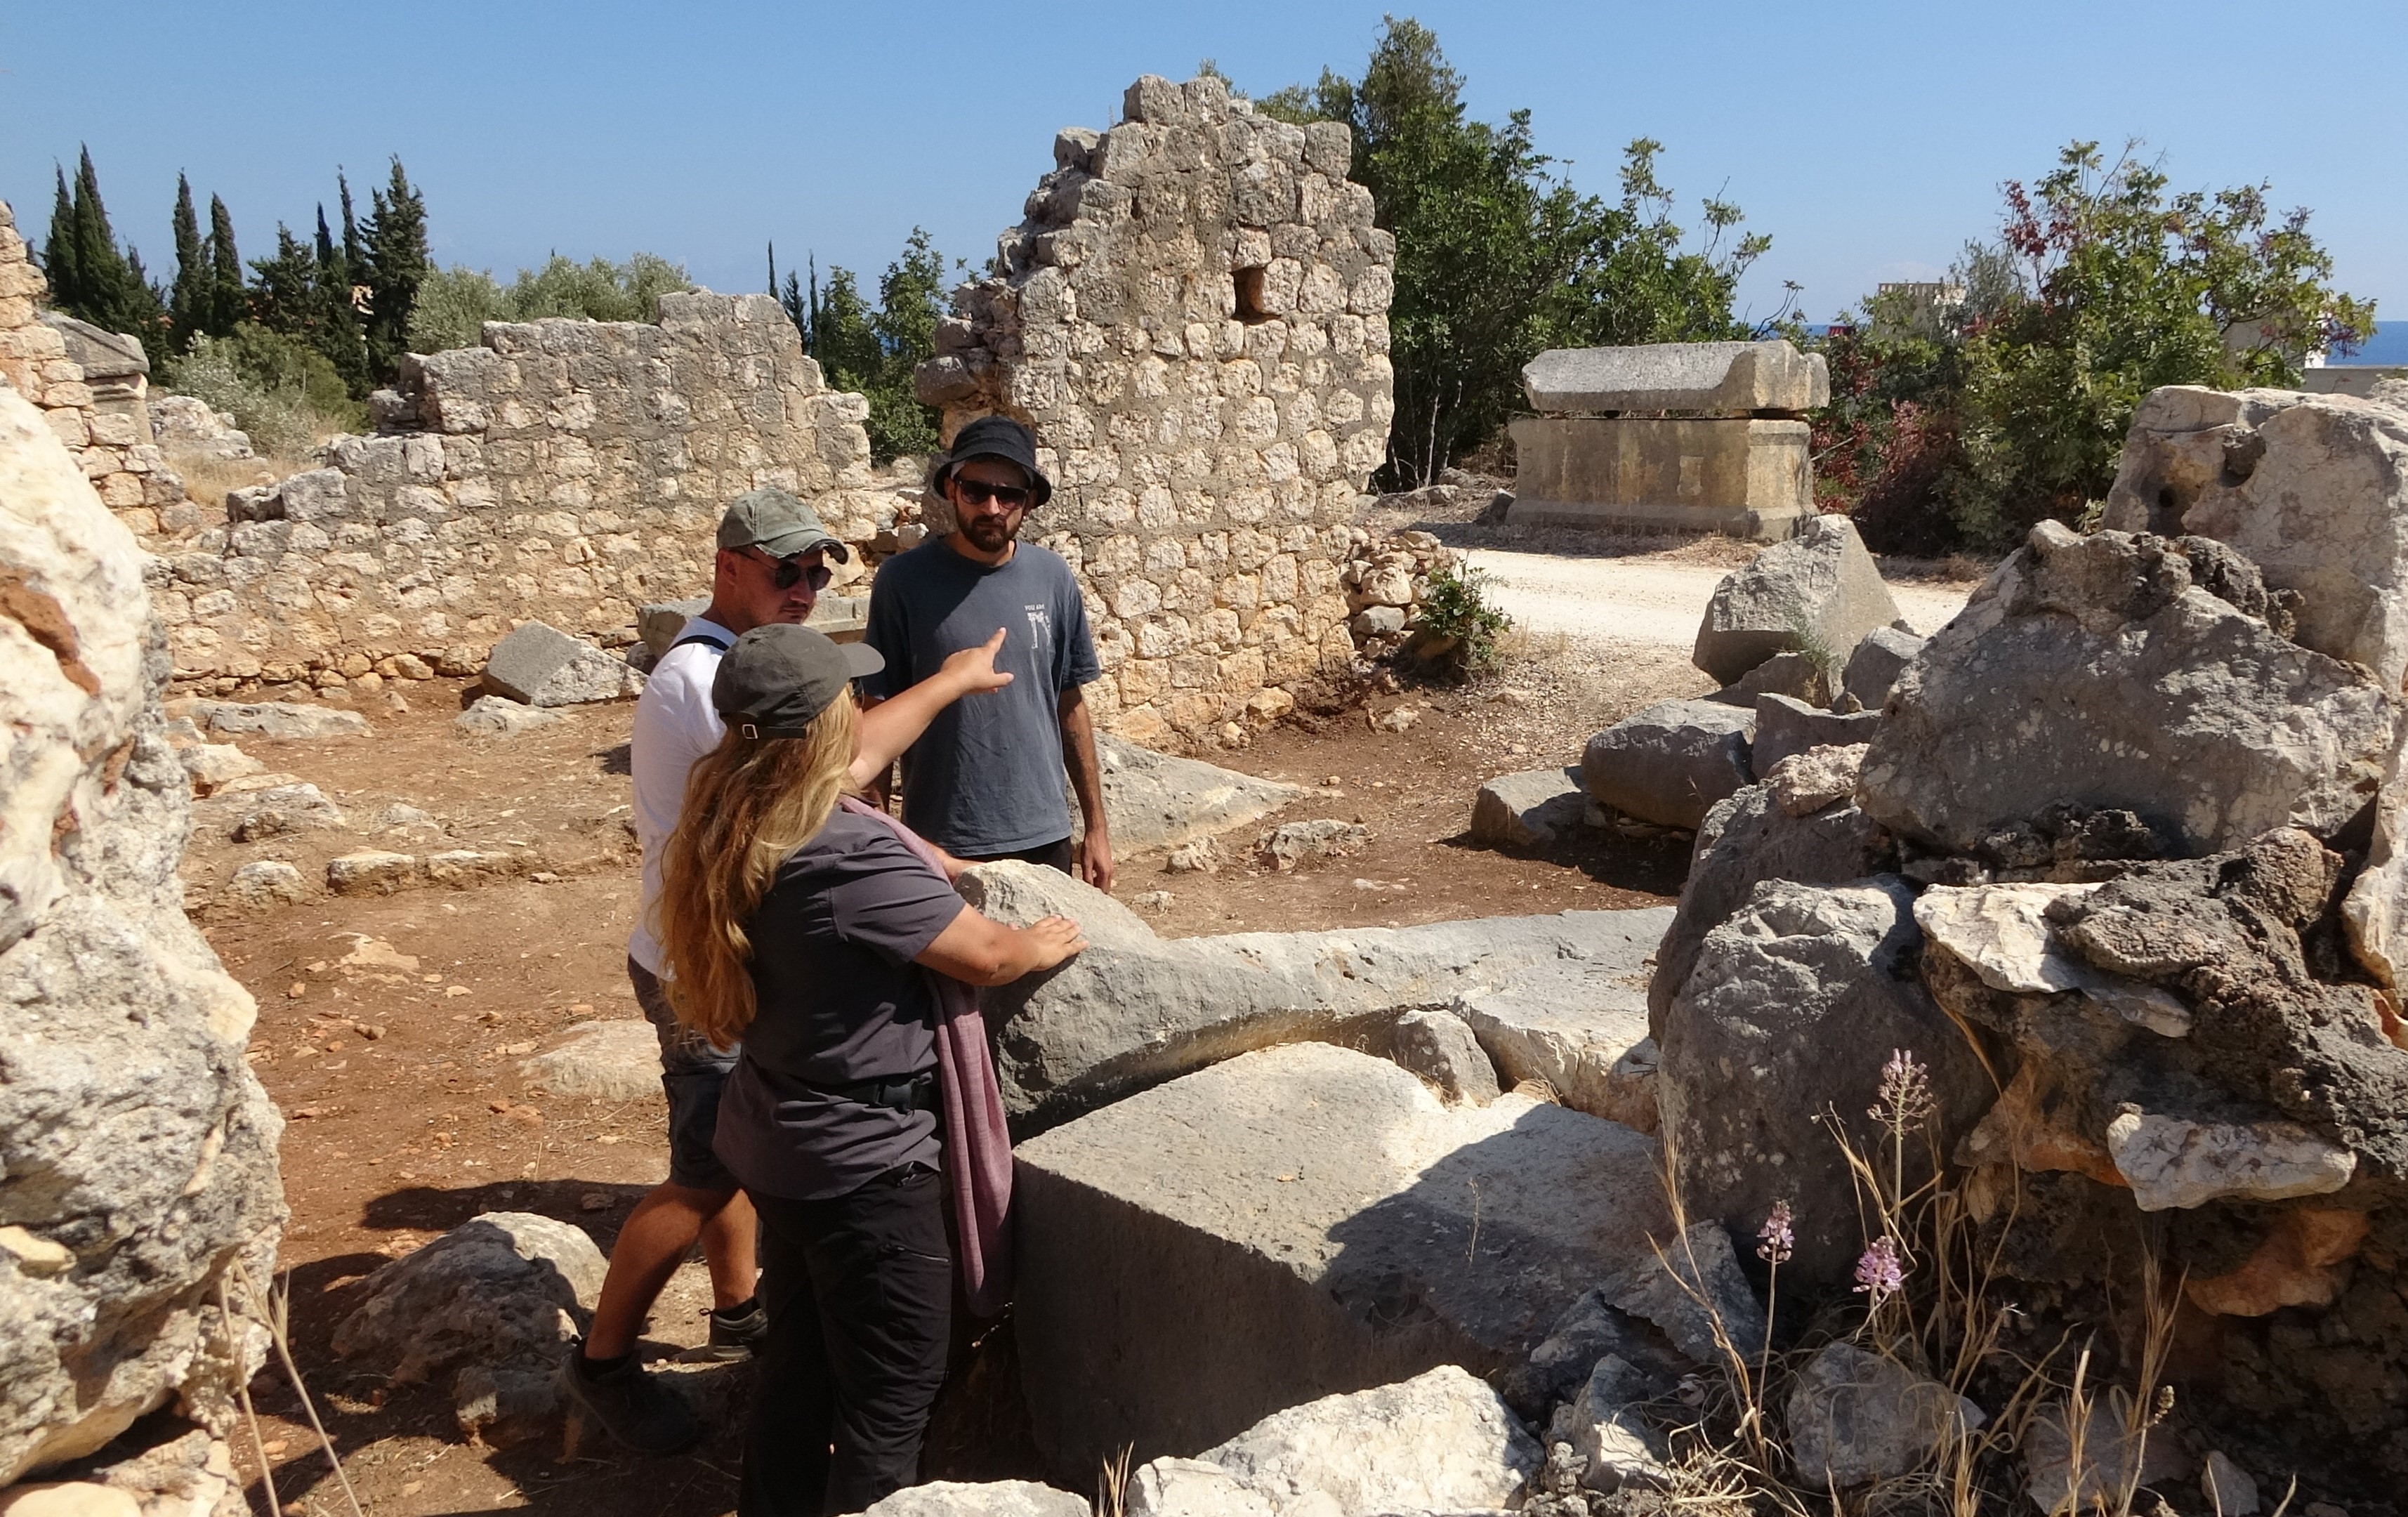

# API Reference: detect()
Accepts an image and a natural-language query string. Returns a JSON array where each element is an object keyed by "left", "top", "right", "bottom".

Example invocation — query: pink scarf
[{"left": 838, "top": 796, "right": 1014, "bottom": 1317}]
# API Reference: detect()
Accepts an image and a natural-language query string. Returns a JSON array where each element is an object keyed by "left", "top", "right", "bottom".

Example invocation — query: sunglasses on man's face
[
  {"left": 751, "top": 549, "right": 833, "bottom": 591},
  {"left": 954, "top": 478, "right": 1030, "bottom": 509}
]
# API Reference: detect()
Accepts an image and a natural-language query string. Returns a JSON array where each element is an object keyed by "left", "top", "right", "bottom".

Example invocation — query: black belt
[{"left": 817, "top": 1069, "right": 939, "bottom": 1114}]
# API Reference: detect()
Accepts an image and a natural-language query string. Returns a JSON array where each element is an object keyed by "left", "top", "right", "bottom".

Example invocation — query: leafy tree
[
  {"left": 1812, "top": 141, "right": 2376, "bottom": 551},
  {"left": 1262, "top": 18, "right": 1766, "bottom": 486},
  {"left": 359, "top": 158, "right": 429, "bottom": 379},
  {"left": 40, "top": 147, "right": 166, "bottom": 339},
  {"left": 780, "top": 229, "right": 951, "bottom": 461},
  {"left": 207, "top": 195, "right": 246, "bottom": 336},
  {"left": 407, "top": 254, "right": 697, "bottom": 353},
  {"left": 168, "top": 175, "right": 211, "bottom": 349},
  {"left": 160, "top": 322, "right": 366, "bottom": 456}
]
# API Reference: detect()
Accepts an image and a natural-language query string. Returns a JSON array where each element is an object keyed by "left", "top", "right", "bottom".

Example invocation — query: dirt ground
[{"left": 189, "top": 606, "right": 1722, "bottom": 1517}]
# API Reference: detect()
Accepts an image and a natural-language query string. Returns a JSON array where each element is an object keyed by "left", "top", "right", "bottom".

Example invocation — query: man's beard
[{"left": 962, "top": 516, "right": 1014, "bottom": 551}]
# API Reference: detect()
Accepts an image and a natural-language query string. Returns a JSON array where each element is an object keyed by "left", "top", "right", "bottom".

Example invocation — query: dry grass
[{"left": 167, "top": 448, "right": 293, "bottom": 512}]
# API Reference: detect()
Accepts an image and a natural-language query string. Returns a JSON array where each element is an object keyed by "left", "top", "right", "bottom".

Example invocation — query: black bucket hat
[
  {"left": 928, "top": 415, "right": 1053, "bottom": 508},
  {"left": 712, "top": 624, "right": 883, "bottom": 739}
]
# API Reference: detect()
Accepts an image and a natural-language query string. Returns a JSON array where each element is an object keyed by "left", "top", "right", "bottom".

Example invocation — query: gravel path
[{"left": 1465, "top": 549, "right": 1975, "bottom": 652}]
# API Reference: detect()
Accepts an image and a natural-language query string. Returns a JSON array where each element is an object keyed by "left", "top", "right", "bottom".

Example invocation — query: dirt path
[{"left": 1463, "top": 549, "right": 1976, "bottom": 652}]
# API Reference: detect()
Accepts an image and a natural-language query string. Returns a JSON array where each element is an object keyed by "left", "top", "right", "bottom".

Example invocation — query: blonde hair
[{"left": 654, "top": 690, "right": 859, "bottom": 1049}]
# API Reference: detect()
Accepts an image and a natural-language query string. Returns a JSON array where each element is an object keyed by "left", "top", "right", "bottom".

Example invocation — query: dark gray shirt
[
  {"left": 863, "top": 539, "right": 1100, "bottom": 857},
  {"left": 711, "top": 808, "right": 966, "bottom": 1201}
]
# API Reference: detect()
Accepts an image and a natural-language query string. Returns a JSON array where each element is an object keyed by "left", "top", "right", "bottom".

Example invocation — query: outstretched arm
[
  {"left": 916, "top": 905, "right": 1087, "bottom": 986},
  {"left": 848, "top": 628, "right": 1012, "bottom": 789}
]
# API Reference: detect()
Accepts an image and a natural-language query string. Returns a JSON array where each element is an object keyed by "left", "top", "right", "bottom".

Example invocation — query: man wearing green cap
[
  {"left": 864, "top": 416, "right": 1113, "bottom": 890},
  {"left": 565, "top": 486, "right": 1012, "bottom": 1453}
]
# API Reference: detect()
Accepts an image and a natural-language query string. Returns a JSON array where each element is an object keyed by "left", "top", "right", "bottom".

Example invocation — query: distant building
[{"left": 1870, "top": 282, "right": 1965, "bottom": 339}]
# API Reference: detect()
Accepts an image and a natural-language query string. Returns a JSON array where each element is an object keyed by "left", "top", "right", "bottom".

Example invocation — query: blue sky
[{"left": 6, "top": 1, "right": 2401, "bottom": 335}]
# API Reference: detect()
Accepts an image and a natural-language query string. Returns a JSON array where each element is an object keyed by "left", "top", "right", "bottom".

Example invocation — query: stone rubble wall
[
  {"left": 0, "top": 198, "right": 185, "bottom": 529},
  {"left": 154, "top": 292, "right": 913, "bottom": 691},
  {"left": 916, "top": 72, "right": 1397, "bottom": 748}
]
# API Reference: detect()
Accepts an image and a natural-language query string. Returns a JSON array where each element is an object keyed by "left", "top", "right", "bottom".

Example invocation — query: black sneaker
[
  {"left": 680, "top": 1299, "right": 768, "bottom": 1363},
  {"left": 559, "top": 1342, "right": 702, "bottom": 1454}
]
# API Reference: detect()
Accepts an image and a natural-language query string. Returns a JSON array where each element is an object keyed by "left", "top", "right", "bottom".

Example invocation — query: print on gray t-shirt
[{"left": 863, "top": 539, "right": 1100, "bottom": 856}]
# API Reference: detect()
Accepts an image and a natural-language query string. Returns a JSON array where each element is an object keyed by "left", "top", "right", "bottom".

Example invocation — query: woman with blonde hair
[{"left": 657, "top": 622, "right": 1084, "bottom": 1517}]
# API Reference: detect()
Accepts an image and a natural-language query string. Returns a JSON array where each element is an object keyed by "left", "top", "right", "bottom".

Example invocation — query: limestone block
[
  {"left": 0, "top": 387, "right": 282, "bottom": 1484},
  {"left": 519, "top": 1020, "right": 663, "bottom": 1101},
  {"left": 959, "top": 859, "right": 1670, "bottom": 1129},
  {"left": 1090, "top": 732, "right": 1303, "bottom": 853},
  {"left": 1470, "top": 766, "right": 1587, "bottom": 849},
  {"left": 221, "top": 860, "right": 309, "bottom": 910},
  {"left": 862, "top": 1484, "right": 1088, "bottom": 1517},
  {"left": 1841, "top": 624, "right": 1924, "bottom": 710},
  {"left": 1523, "top": 340, "right": 1828, "bottom": 414},
  {"left": 190, "top": 700, "right": 369, "bottom": 739},
  {"left": 1860, "top": 525, "right": 2395, "bottom": 858},
  {"left": 456, "top": 694, "right": 565, "bottom": 737},
  {"left": 1388, "top": 1009, "right": 1501, "bottom": 1105},
  {"left": 482, "top": 619, "right": 645, "bottom": 706},
  {"left": 1763, "top": 743, "right": 1866, "bottom": 820},
  {"left": 1693, "top": 515, "right": 1904, "bottom": 685},
  {"left": 1187, "top": 1367, "right": 1540, "bottom": 1517},
  {"left": 327, "top": 851, "right": 420, "bottom": 895},
  {"left": 1013, "top": 1042, "right": 1664, "bottom": 1471},
  {"left": 2103, "top": 1110, "right": 2355, "bottom": 1210},
  {"left": 1506, "top": 414, "right": 1810, "bottom": 541},
  {"left": 1749, "top": 692, "right": 1880, "bottom": 776},
  {"left": 1581, "top": 698, "right": 1755, "bottom": 830},
  {"left": 1456, "top": 966, "right": 1658, "bottom": 1131},
  {"left": 1564, "top": 1354, "right": 1671, "bottom": 1491}
]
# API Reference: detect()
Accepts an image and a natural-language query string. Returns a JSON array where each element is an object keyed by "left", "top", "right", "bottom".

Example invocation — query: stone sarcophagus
[{"left": 1506, "top": 340, "right": 1828, "bottom": 542}]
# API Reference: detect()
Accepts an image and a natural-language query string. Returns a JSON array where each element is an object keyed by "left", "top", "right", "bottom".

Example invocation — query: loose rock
[
  {"left": 1256, "top": 820, "right": 1370, "bottom": 872},
  {"left": 1564, "top": 1354, "right": 1671, "bottom": 1492},
  {"left": 221, "top": 860, "right": 308, "bottom": 910},
  {"left": 1595, "top": 1221, "right": 1766, "bottom": 1366},
  {"left": 1092, "top": 734, "right": 1304, "bottom": 853},
  {"left": 520, "top": 1021, "right": 665, "bottom": 1101},
  {"left": 861, "top": 1483, "right": 1089, "bottom": 1517},
  {"left": 189, "top": 700, "right": 369, "bottom": 739},
  {"left": 1840, "top": 625, "right": 1925, "bottom": 710},
  {"left": 1763, "top": 744, "right": 1865, "bottom": 819},
  {"left": 327, "top": 851, "right": 419, "bottom": 895},
  {"left": 178, "top": 742, "right": 261, "bottom": 794},
  {"left": 1471, "top": 766, "right": 1587, "bottom": 850},
  {"left": 481, "top": 621, "right": 646, "bottom": 707},
  {"left": 1581, "top": 698, "right": 1756, "bottom": 831},
  {"left": 455, "top": 694, "right": 564, "bottom": 737},
  {"left": 1749, "top": 692, "right": 1879, "bottom": 777},
  {"left": 1389, "top": 1009, "right": 1501, "bottom": 1105},
  {"left": 1692, "top": 515, "right": 1904, "bottom": 684},
  {"left": 1784, "top": 1342, "right": 1985, "bottom": 1488}
]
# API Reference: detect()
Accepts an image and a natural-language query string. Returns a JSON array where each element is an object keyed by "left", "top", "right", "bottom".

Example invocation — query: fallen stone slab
[
  {"left": 456, "top": 695, "right": 562, "bottom": 737},
  {"left": 1581, "top": 698, "right": 1755, "bottom": 831},
  {"left": 331, "top": 1212, "right": 605, "bottom": 1443},
  {"left": 1841, "top": 625, "right": 1924, "bottom": 710},
  {"left": 1389, "top": 1009, "right": 1499, "bottom": 1105},
  {"left": 520, "top": 1021, "right": 664, "bottom": 1101},
  {"left": 1013, "top": 1043, "right": 1668, "bottom": 1472},
  {"left": 220, "top": 860, "right": 309, "bottom": 910},
  {"left": 1713, "top": 650, "right": 1828, "bottom": 708},
  {"left": 178, "top": 742, "right": 261, "bottom": 794},
  {"left": 224, "top": 782, "right": 346, "bottom": 842},
  {"left": 862, "top": 1483, "right": 1088, "bottom": 1517},
  {"left": 1257, "top": 819, "right": 1369, "bottom": 872},
  {"left": 1595, "top": 1221, "right": 1766, "bottom": 1367},
  {"left": 422, "top": 848, "right": 535, "bottom": 888},
  {"left": 1750, "top": 693, "right": 1879, "bottom": 777},
  {"left": 1471, "top": 766, "right": 1586, "bottom": 850},
  {"left": 1763, "top": 744, "right": 1865, "bottom": 819},
  {"left": 1456, "top": 964, "right": 1657, "bottom": 1131},
  {"left": 327, "top": 851, "right": 419, "bottom": 896},
  {"left": 1523, "top": 340, "right": 1827, "bottom": 415},
  {"left": 190, "top": 700, "right": 369, "bottom": 739},
  {"left": 1692, "top": 515, "right": 1904, "bottom": 685},
  {"left": 1093, "top": 733, "right": 1304, "bottom": 854},
  {"left": 1859, "top": 525, "right": 2396, "bottom": 859},
  {"left": 481, "top": 621, "right": 645, "bottom": 707},
  {"left": 1562, "top": 1354, "right": 1671, "bottom": 1492},
  {"left": 1784, "top": 1342, "right": 1985, "bottom": 1488},
  {"left": 961, "top": 862, "right": 1671, "bottom": 1131}
]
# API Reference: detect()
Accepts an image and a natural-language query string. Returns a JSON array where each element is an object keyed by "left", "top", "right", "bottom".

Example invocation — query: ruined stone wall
[
  {"left": 0, "top": 198, "right": 185, "bottom": 527},
  {"left": 158, "top": 293, "right": 904, "bottom": 691},
  {"left": 916, "top": 72, "right": 1396, "bottom": 747}
]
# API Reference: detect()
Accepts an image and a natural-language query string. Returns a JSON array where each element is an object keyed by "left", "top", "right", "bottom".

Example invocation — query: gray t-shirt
[
  {"left": 863, "top": 538, "right": 1100, "bottom": 856},
  {"left": 712, "top": 808, "right": 967, "bottom": 1201}
]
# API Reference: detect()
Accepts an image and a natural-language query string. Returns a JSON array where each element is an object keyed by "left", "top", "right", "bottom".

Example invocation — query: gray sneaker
[
  {"left": 678, "top": 1300, "right": 768, "bottom": 1363},
  {"left": 559, "top": 1342, "right": 702, "bottom": 1454}
]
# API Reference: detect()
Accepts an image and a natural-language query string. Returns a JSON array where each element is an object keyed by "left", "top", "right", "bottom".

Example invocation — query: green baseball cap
[
  {"left": 716, "top": 487, "right": 850, "bottom": 562},
  {"left": 712, "top": 624, "right": 884, "bottom": 738}
]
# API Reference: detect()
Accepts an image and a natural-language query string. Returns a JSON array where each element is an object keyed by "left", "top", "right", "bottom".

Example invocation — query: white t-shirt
[{"left": 626, "top": 616, "right": 735, "bottom": 976}]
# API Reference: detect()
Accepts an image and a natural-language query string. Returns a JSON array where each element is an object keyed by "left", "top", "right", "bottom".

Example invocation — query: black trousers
[
  {"left": 740, "top": 1165, "right": 954, "bottom": 1517},
  {"left": 958, "top": 835, "right": 1073, "bottom": 874}
]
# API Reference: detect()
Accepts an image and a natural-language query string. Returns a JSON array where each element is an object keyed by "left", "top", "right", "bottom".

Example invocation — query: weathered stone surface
[
  {"left": 1389, "top": 1010, "right": 1500, "bottom": 1105},
  {"left": 1658, "top": 879, "right": 1988, "bottom": 1284},
  {"left": 482, "top": 621, "right": 645, "bottom": 707},
  {"left": 2023, "top": 1400, "right": 2192, "bottom": 1513},
  {"left": 1506, "top": 414, "right": 1812, "bottom": 542},
  {"left": 1522, "top": 341, "right": 1829, "bottom": 415},
  {"left": 1717, "top": 650, "right": 1828, "bottom": 708},
  {"left": 1094, "top": 734, "right": 1303, "bottom": 853},
  {"left": 962, "top": 861, "right": 1669, "bottom": 1130},
  {"left": 2103, "top": 386, "right": 2408, "bottom": 687},
  {"left": 520, "top": 1020, "right": 663, "bottom": 1101},
  {"left": 2201, "top": 1450, "right": 2262, "bottom": 1516},
  {"left": 1126, "top": 1459, "right": 1274, "bottom": 1517},
  {"left": 0, "top": 1484, "right": 141, "bottom": 1517},
  {"left": 2346, "top": 725, "right": 2408, "bottom": 987},
  {"left": 1763, "top": 744, "right": 1864, "bottom": 819},
  {"left": 1498, "top": 1292, "right": 1684, "bottom": 1421},
  {"left": 0, "top": 387, "right": 283, "bottom": 1484},
  {"left": 1913, "top": 883, "right": 2100, "bottom": 995},
  {"left": 1456, "top": 969, "right": 1657, "bottom": 1131},
  {"left": 1749, "top": 693, "right": 1879, "bottom": 777},
  {"left": 454, "top": 695, "right": 562, "bottom": 737},
  {"left": 2104, "top": 1110, "right": 2355, "bottom": 1210},
  {"left": 224, "top": 782, "right": 346, "bottom": 842},
  {"left": 1257, "top": 820, "right": 1369, "bottom": 872},
  {"left": 177, "top": 742, "right": 261, "bottom": 793},
  {"left": 1645, "top": 783, "right": 1887, "bottom": 1028},
  {"left": 636, "top": 597, "right": 713, "bottom": 659},
  {"left": 327, "top": 851, "right": 419, "bottom": 895},
  {"left": 862, "top": 1482, "right": 1089, "bottom": 1517},
  {"left": 332, "top": 1212, "right": 605, "bottom": 1443},
  {"left": 1784, "top": 1343, "right": 1984, "bottom": 1488},
  {"left": 190, "top": 700, "right": 368, "bottom": 739},
  {"left": 1595, "top": 1221, "right": 1765, "bottom": 1367},
  {"left": 1860, "top": 525, "right": 2395, "bottom": 858},
  {"left": 1581, "top": 699, "right": 1755, "bottom": 831},
  {"left": 220, "top": 860, "right": 309, "bottom": 911},
  {"left": 1190, "top": 1366, "right": 1541, "bottom": 1517},
  {"left": 1012, "top": 1044, "right": 1667, "bottom": 1471},
  {"left": 1471, "top": 766, "right": 1586, "bottom": 850},
  {"left": 1692, "top": 515, "right": 1904, "bottom": 685},
  {"left": 1562, "top": 1354, "right": 1670, "bottom": 1492},
  {"left": 1841, "top": 625, "right": 1924, "bottom": 711}
]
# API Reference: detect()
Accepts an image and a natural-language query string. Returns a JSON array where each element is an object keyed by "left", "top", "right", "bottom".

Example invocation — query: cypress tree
[
  {"left": 43, "top": 168, "right": 77, "bottom": 302},
  {"left": 249, "top": 224, "right": 317, "bottom": 334},
  {"left": 48, "top": 147, "right": 164, "bottom": 338},
  {"left": 338, "top": 171, "right": 364, "bottom": 296},
  {"left": 309, "top": 202, "right": 371, "bottom": 395},
  {"left": 207, "top": 195, "right": 245, "bottom": 335},
  {"left": 169, "top": 174, "right": 209, "bottom": 350},
  {"left": 359, "top": 157, "right": 429, "bottom": 379}
]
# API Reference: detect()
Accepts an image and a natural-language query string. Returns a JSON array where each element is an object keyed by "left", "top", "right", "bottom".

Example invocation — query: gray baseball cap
[
  {"left": 716, "top": 487, "right": 850, "bottom": 562},
  {"left": 712, "top": 624, "right": 883, "bottom": 738}
]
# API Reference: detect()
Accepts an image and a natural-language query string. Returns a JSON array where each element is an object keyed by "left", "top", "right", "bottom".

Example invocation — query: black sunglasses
[
  {"left": 749, "top": 548, "right": 833, "bottom": 591},
  {"left": 954, "top": 478, "right": 1030, "bottom": 508}
]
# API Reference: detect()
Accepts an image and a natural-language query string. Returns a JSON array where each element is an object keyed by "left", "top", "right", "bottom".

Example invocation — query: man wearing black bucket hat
[{"left": 863, "top": 416, "right": 1114, "bottom": 891}]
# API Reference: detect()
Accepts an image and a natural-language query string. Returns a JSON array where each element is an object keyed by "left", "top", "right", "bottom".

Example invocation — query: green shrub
[
  {"left": 406, "top": 254, "right": 697, "bottom": 353},
  {"left": 1409, "top": 564, "right": 1513, "bottom": 675},
  {"left": 160, "top": 323, "right": 365, "bottom": 455}
]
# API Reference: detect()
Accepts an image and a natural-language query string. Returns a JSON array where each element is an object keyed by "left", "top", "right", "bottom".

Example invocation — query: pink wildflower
[
  {"left": 1853, "top": 1235, "right": 1907, "bottom": 1302},
  {"left": 1756, "top": 1200, "right": 1795, "bottom": 1265},
  {"left": 1869, "top": 1048, "right": 1937, "bottom": 1131}
]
